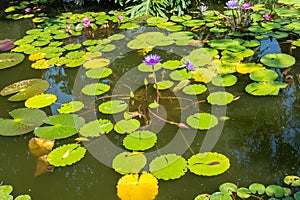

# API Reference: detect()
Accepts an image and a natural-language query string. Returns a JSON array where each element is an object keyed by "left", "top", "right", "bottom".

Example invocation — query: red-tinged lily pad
[
  {"left": 47, "top": 144, "right": 86, "bottom": 167},
  {"left": 34, "top": 114, "right": 85, "bottom": 139},
  {"left": 0, "top": 40, "right": 15, "bottom": 51},
  {"left": 0, "top": 79, "right": 50, "bottom": 101},
  {"left": 0, "top": 108, "right": 47, "bottom": 136},
  {"left": 187, "top": 152, "right": 230, "bottom": 176},
  {"left": 0, "top": 52, "right": 25, "bottom": 69}
]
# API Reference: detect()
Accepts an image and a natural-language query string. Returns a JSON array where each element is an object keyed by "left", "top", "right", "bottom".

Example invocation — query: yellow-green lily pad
[
  {"left": 25, "top": 93, "right": 57, "bottom": 108},
  {"left": 0, "top": 53, "right": 25, "bottom": 69}
]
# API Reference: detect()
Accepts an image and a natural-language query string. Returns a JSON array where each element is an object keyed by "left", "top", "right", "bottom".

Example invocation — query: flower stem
[
  {"left": 152, "top": 65, "right": 160, "bottom": 103},
  {"left": 231, "top": 9, "right": 237, "bottom": 31}
]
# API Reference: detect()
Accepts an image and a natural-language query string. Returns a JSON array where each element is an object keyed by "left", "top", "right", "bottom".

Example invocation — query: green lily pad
[
  {"left": 187, "top": 152, "right": 230, "bottom": 176},
  {"left": 208, "top": 39, "right": 240, "bottom": 50},
  {"left": 47, "top": 144, "right": 86, "bottom": 167},
  {"left": 266, "top": 185, "right": 285, "bottom": 198},
  {"left": 237, "top": 187, "right": 251, "bottom": 199},
  {"left": 81, "top": 83, "right": 110, "bottom": 96},
  {"left": 123, "top": 130, "right": 157, "bottom": 151},
  {"left": 207, "top": 92, "right": 234, "bottom": 105},
  {"left": 31, "top": 59, "right": 51, "bottom": 69},
  {"left": 86, "top": 68, "right": 112, "bottom": 79},
  {"left": 242, "top": 40, "right": 260, "bottom": 47},
  {"left": 182, "top": 48, "right": 212, "bottom": 67},
  {"left": 249, "top": 69, "right": 278, "bottom": 82},
  {"left": 194, "top": 194, "right": 210, "bottom": 200},
  {"left": 147, "top": 17, "right": 168, "bottom": 26},
  {"left": 168, "top": 31, "right": 194, "bottom": 40},
  {"left": 25, "top": 93, "right": 57, "bottom": 108},
  {"left": 182, "top": 20, "right": 205, "bottom": 27},
  {"left": 83, "top": 58, "right": 110, "bottom": 69},
  {"left": 186, "top": 113, "right": 218, "bottom": 130},
  {"left": 127, "top": 39, "right": 153, "bottom": 50},
  {"left": 182, "top": 84, "right": 207, "bottom": 95},
  {"left": 211, "top": 75, "right": 237, "bottom": 87},
  {"left": 112, "top": 152, "right": 147, "bottom": 175},
  {"left": 5, "top": 6, "right": 15, "bottom": 12},
  {"left": 63, "top": 43, "right": 82, "bottom": 51},
  {"left": 245, "top": 82, "right": 288, "bottom": 96},
  {"left": 31, "top": 40, "right": 50, "bottom": 47},
  {"left": 79, "top": 119, "right": 113, "bottom": 137},
  {"left": 0, "top": 108, "right": 47, "bottom": 136},
  {"left": 138, "top": 63, "right": 162, "bottom": 72},
  {"left": 0, "top": 79, "right": 50, "bottom": 101},
  {"left": 107, "top": 34, "right": 125, "bottom": 41},
  {"left": 65, "top": 57, "right": 85, "bottom": 68},
  {"left": 34, "top": 114, "right": 85, "bottom": 139},
  {"left": 53, "top": 33, "right": 70, "bottom": 40},
  {"left": 260, "top": 53, "right": 296, "bottom": 68},
  {"left": 219, "top": 183, "right": 237, "bottom": 195},
  {"left": 57, "top": 101, "right": 84, "bottom": 113},
  {"left": 0, "top": 185, "right": 13, "bottom": 196},
  {"left": 170, "top": 69, "right": 192, "bottom": 81},
  {"left": 210, "top": 27, "right": 227, "bottom": 33},
  {"left": 83, "top": 40, "right": 100, "bottom": 46},
  {"left": 0, "top": 53, "right": 25, "bottom": 69},
  {"left": 249, "top": 183, "right": 266, "bottom": 195},
  {"left": 236, "top": 63, "right": 265, "bottom": 74},
  {"left": 162, "top": 60, "right": 181, "bottom": 70},
  {"left": 14, "top": 195, "right": 32, "bottom": 200},
  {"left": 153, "top": 80, "right": 174, "bottom": 90},
  {"left": 119, "top": 22, "right": 140, "bottom": 30},
  {"left": 114, "top": 119, "right": 140, "bottom": 134},
  {"left": 98, "top": 100, "right": 128, "bottom": 114},
  {"left": 210, "top": 192, "right": 232, "bottom": 200},
  {"left": 92, "top": 44, "right": 116, "bottom": 52},
  {"left": 65, "top": 51, "right": 86, "bottom": 59},
  {"left": 284, "top": 175, "right": 300, "bottom": 186},
  {"left": 149, "top": 154, "right": 187, "bottom": 180},
  {"left": 292, "top": 39, "right": 300, "bottom": 47}
]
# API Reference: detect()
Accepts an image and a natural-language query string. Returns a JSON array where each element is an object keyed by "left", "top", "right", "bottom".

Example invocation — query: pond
[{"left": 0, "top": 2, "right": 300, "bottom": 200}]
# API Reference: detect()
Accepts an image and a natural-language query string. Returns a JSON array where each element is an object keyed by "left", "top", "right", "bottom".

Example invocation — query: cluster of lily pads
[
  {"left": 0, "top": 0, "right": 300, "bottom": 199},
  {"left": 194, "top": 175, "right": 300, "bottom": 200},
  {"left": 0, "top": 184, "right": 31, "bottom": 200}
]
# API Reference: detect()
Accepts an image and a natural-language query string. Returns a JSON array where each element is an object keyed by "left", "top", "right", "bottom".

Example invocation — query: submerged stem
[{"left": 152, "top": 64, "right": 160, "bottom": 104}]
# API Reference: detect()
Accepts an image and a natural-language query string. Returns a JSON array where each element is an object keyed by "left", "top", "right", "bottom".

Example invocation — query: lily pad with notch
[
  {"left": 79, "top": 119, "right": 113, "bottom": 137},
  {"left": 57, "top": 101, "right": 84, "bottom": 114},
  {"left": 249, "top": 69, "right": 278, "bottom": 82},
  {"left": 112, "top": 152, "right": 147, "bottom": 175},
  {"left": 81, "top": 83, "right": 110, "bottom": 96},
  {"left": 245, "top": 82, "right": 288, "bottom": 96},
  {"left": 25, "top": 93, "right": 57, "bottom": 108},
  {"left": 260, "top": 53, "right": 295, "bottom": 68},
  {"left": 123, "top": 130, "right": 157, "bottom": 151},
  {"left": 0, "top": 53, "right": 25, "bottom": 69},
  {"left": 207, "top": 91, "right": 234, "bottom": 105},
  {"left": 182, "top": 84, "right": 207, "bottom": 95},
  {"left": 114, "top": 119, "right": 140, "bottom": 134},
  {"left": 98, "top": 100, "right": 128, "bottom": 114}
]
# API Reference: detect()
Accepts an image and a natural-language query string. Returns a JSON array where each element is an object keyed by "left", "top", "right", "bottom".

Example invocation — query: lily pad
[
  {"left": 283, "top": 175, "right": 300, "bottom": 186},
  {"left": 79, "top": 119, "right": 113, "bottom": 137},
  {"left": 249, "top": 183, "right": 266, "bottom": 195},
  {"left": 0, "top": 108, "right": 46, "bottom": 136},
  {"left": 211, "top": 75, "right": 237, "bottom": 87},
  {"left": 98, "top": 100, "right": 128, "bottom": 114},
  {"left": 236, "top": 63, "right": 265, "bottom": 74},
  {"left": 107, "top": 34, "right": 125, "bottom": 41},
  {"left": 249, "top": 69, "right": 278, "bottom": 82},
  {"left": 260, "top": 53, "right": 295, "bottom": 68},
  {"left": 83, "top": 58, "right": 110, "bottom": 69},
  {"left": 265, "top": 185, "right": 285, "bottom": 198},
  {"left": 162, "top": 60, "right": 181, "bottom": 70},
  {"left": 15, "top": 195, "right": 32, "bottom": 200},
  {"left": 170, "top": 69, "right": 192, "bottom": 81},
  {"left": 187, "top": 152, "right": 230, "bottom": 176},
  {"left": 0, "top": 79, "right": 50, "bottom": 101},
  {"left": 34, "top": 114, "right": 85, "bottom": 139},
  {"left": 210, "top": 192, "right": 232, "bottom": 200},
  {"left": 219, "top": 183, "right": 237, "bottom": 195},
  {"left": 138, "top": 63, "right": 162, "bottom": 72},
  {"left": 114, "top": 119, "right": 140, "bottom": 134},
  {"left": 245, "top": 82, "right": 288, "bottom": 96},
  {"left": 65, "top": 57, "right": 85, "bottom": 68},
  {"left": 186, "top": 113, "right": 218, "bottom": 130},
  {"left": 47, "top": 144, "right": 86, "bottom": 167},
  {"left": 25, "top": 93, "right": 57, "bottom": 108},
  {"left": 31, "top": 59, "right": 51, "bottom": 69},
  {"left": 112, "top": 152, "right": 147, "bottom": 174},
  {"left": 123, "top": 130, "right": 157, "bottom": 151},
  {"left": 63, "top": 43, "right": 82, "bottom": 51},
  {"left": 192, "top": 68, "right": 217, "bottom": 83},
  {"left": 57, "top": 101, "right": 84, "bottom": 113},
  {"left": 207, "top": 91, "right": 234, "bottom": 105},
  {"left": 237, "top": 187, "right": 251, "bottom": 199},
  {"left": 153, "top": 80, "right": 174, "bottom": 90},
  {"left": 0, "top": 53, "right": 25, "bottom": 69},
  {"left": 85, "top": 68, "right": 112, "bottom": 79},
  {"left": 149, "top": 154, "right": 187, "bottom": 180},
  {"left": 182, "top": 84, "right": 207, "bottom": 95},
  {"left": 81, "top": 83, "right": 110, "bottom": 96}
]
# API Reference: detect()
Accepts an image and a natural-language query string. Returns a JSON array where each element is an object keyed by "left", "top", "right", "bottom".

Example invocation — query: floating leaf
[
  {"left": 0, "top": 53, "right": 25, "bottom": 69},
  {"left": 207, "top": 92, "right": 234, "bottom": 105},
  {"left": 107, "top": 34, "right": 125, "bottom": 41},
  {"left": 114, "top": 119, "right": 140, "bottom": 134},
  {"left": 260, "top": 53, "right": 295, "bottom": 68},
  {"left": 25, "top": 93, "right": 57, "bottom": 108},
  {"left": 219, "top": 183, "right": 238, "bottom": 195},
  {"left": 237, "top": 187, "right": 251, "bottom": 199},
  {"left": 245, "top": 82, "right": 287, "bottom": 96},
  {"left": 187, "top": 152, "right": 230, "bottom": 176},
  {"left": 283, "top": 175, "right": 300, "bottom": 186},
  {"left": 47, "top": 144, "right": 86, "bottom": 167},
  {"left": 57, "top": 101, "right": 84, "bottom": 113},
  {"left": 112, "top": 152, "right": 147, "bottom": 174},
  {"left": 249, "top": 69, "right": 278, "bottom": 82},
  {"left": 28, "top": 137, "right": 54, "bottom": 157},
  {"left": 186, "top": 113, "right": 218, "bottom": 130},
  {"left": 34, "top": 114, "right": 85, "bottom": 139},
  {"left": 15, "top": 194, "right": 32, "bottom": 200},
  {"left": 85, "top": 68, "right": 112, "bottom": 79},
  {"left": 169, "top": 69, "right": 192, "bottom": 81},
  {"left": 182, "top": 84, "right": 207, "bottom": 95},
  {"left": 0, "top": 185, "right": 13, "bottom": 195},
  {"left": 265, "top": 185, "right": 285, "bottom": 198},
  {"left": 211, "top": 75, "right": 237, "bottom": 87},
  {"left": 210, "top": 192, "right": 232, "bottom": 200},
  {"left": 162, "top": 60, "right": 181, "bottom": 70},
  {"left": 117, "top": 172, "right": 158, "bottom": 200},
  {"left": 153, "top": 80, "right": 174, "bottom": 90},
  {"left": 138, "top": 63, "right": 162, "bottom": 72},
  {"left": 0, "top": 79, "right": 50, "bottom": 101},
  {"left": 149, "top": 154, "right": 187, "bottom": 180},
  {"left": 123, "top": 130, "right": 157, "bottom": 151},
  {"left": 191, "top": 68, "right": 217, "bottom": 83},
  {"left": 249, "top": 183, "right": 266, "bottom": 195},
  {"left": 147, "top": 17, "right": 168, "bottom": 25},
  {"left": 79, "top": 119, "right": 113, "bottom": 137},
  {"left": 83, "top": 58, "right": 110, "bottom": 69},
  {"left": 81, "top": 83, "right": 110, "bottom": 96},
  {"left": 194, "top": 194, "right": 210, "bottom": 200},
  {"left": 0, "top": 108, "right": 47, "bottom": 136},
  {"left": 236, "top": 63, "right": 265, "bottom": 74},
  {"left": 63, "top": 43, "right": 82, "bottom": 51},
  {"left": 98, "top": 100, "right": 128, "bottom": 114}
]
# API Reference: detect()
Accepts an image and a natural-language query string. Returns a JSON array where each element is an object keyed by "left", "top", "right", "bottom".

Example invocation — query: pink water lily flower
[
  {"left": 242, "top": 3, "right": 251, "bottom": 10},
  {"left": 263, "top": 13, "right": 271, "bottom": 20},
  {"left": 66, "top": 24, "right": 71, "bottom": 33},
  {"left": 25, "top": 7, "right": 31, "bottom": 13},
  {"left": 82, "top": 17, "right": 91, "bottom": 28},
  {"left": 118, "top": 15, "right": 123, "bottom": 21}
]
